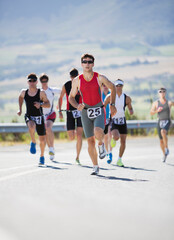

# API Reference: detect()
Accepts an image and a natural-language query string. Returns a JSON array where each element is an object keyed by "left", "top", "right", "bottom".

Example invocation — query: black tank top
[
  {"left": 24, "top": 89, "right": 43, "bottom": 116},
  {"left": 64, "top": 80, "right": 81, "bottom": 110}
]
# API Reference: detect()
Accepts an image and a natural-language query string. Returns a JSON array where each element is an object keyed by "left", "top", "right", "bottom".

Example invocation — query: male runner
[
  {"left": 17, "top": 73, "right": 50, "bottom": 165},
  {"left": 150, "top": 87, "right": 174, "bottom": 162},
  {"left": 69, "top": 54, "right": 116, "bottom": 175},
  {"left": 102, "top": 84, "right": 113, "bottom": 164},
  {"left": 104, "top": 79, "right": 133, "bottom": 167},
  {"left": 58, "top": 68, "right": 83, "bottom": 165},
  {"left": 40, "top": 73, "right": 61, "bottom": 161}
]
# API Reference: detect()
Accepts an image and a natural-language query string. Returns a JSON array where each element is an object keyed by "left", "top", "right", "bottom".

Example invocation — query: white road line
[
  {"left": 0, "top": 167, "right": 47, "bottom": 182},
  {"left": 0, "top": 164, "right": 37, "bottom": 171}
]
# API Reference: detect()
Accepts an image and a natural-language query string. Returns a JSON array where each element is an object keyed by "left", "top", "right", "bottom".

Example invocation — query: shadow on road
[
  {"left": 165, "top": 163, "right": 174, "bottom": 167},
  {"left": 38, "top": 165, "right": 67, "bottom": 170},
  {"left": 52, "top": 160, "right": 72, "bottom": 166},
  {"left": 81, "top": 165, "right": 114, "bottom": 171},
  {"left": 111, "top": 164, "right": 156, "bottom": 172},
  {"left": 96, "top": 174, "right": 148, "bottom": 182}
]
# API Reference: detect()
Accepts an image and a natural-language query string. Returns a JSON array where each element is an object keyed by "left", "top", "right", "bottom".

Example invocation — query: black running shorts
[
  {"left": 25, "top": 114, "right": 46, "bottom": 136},
  {"left": 66, "top": 111, "right": 82, "bottom": 131}
]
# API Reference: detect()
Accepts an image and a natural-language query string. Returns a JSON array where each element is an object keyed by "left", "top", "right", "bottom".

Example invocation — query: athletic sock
[{"left": 49, "top": 147, "right": 54, "bottom": 152}]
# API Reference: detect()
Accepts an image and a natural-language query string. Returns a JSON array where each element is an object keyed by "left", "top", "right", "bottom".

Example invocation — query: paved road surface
[{"left": 0, "top": 136, "right": 174, "bottom": 240}]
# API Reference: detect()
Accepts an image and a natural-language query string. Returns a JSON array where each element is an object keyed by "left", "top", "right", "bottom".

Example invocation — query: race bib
[
  {"left": 30, "top": 116, "right": 42, "bottom": 125},
  {"left": 87, "top": 107, "right": 101, "bottom": 119},
  {"left": 159, "top": 120, "right": 169, "bottom": 128},
  {"left": 72, "top": 110, "right": 81, "bottom": 119},
  {"left": 113, "top": 117, "right": 125, "bottom": 125}
]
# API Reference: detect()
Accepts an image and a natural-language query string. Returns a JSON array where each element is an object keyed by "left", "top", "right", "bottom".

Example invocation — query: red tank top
[{"left": 79, "top": 72, "right": 102, "bottom": 106}]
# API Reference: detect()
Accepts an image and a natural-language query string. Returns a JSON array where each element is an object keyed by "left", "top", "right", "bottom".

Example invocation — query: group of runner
[{"left": 17, "top": 53, "right": 174, "bottom": 175}]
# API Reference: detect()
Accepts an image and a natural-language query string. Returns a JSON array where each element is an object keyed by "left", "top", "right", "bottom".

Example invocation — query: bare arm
[
  {"left": 69, "top": 77, "right": 85, "bottom": 111},
  {"left": 103, "top": 94, "right": 111, "bottom": 108},
  {"left": 150, "top": 101, "right": 158, "bottom": 115},
  {"left": 17, "top": 90, "right": 25, "bottom": 116},
  {"left": 98, "top": 75, "right": 116, "bottom": 117},
  {"left": 58, "top": 85, "right": 66, "bottom": 119},
  {"left": 34, "top": 90, "right": 50, "bottom": 109},
  {"left": 126, "top": 96, "right": 134, "bottom": 115},
  {"left": 169, "top": 101, "right": 174, "bottom": 108}
]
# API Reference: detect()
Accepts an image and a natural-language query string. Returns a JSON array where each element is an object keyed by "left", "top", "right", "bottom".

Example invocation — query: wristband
[
  {"left": 40, "top": 102, "right": 44, "bottom": 106},
  {"left": 110, "top": 103, "right": 115, "bottom": 106},
  {"left": 59, "top": 110, "right": 62, "bottom": 112}
]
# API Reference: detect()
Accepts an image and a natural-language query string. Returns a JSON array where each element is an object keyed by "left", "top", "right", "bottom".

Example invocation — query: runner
[
  {"left": 69, "top": 54, "right": 116, "bottom": 175},
  {"left": 102, "top": 84, "right": 113, "bottom": 164},
  {"left": 150, "top": 87, "right": 174, "bottom": 162},
  {"left": 104, "top": 79, "right": 133, "bottom": 167},
  {"left": 39, "top": 73, "right": 61, "bottom": 161},
  {"left": 58, "top": 68, "right": 83, "bottom": 165},
  {"left": 17, "top": 73, "right": 50, "bottom": 165}
]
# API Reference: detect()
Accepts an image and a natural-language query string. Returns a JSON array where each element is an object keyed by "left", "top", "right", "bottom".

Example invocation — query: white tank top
[
  {"left": 42, "top": 87, "right": 60, "bottom": 116},
  {"left": 113, "top": 93, "right": 126, "bottom": 119}
]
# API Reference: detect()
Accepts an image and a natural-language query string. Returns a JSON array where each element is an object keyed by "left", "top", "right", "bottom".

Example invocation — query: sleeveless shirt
[
  {"left": 24, "top": 89, "right": 43, "bottom": 116},
  {"left": 157, "top": 100, "right": 170, "bottom": 120}
]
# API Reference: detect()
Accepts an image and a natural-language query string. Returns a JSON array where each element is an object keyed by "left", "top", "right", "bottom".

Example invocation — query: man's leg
[
  {"left": 87, "top": 136, "right": 98, "bottom": 166},
  {"left": 67, "top": 130, "right": 75, "bottom": 141},
  {"left": 27, "top": 120, "right": 36, "bottom": 143},
  {"left": 38, "top": 135, "right": 46, "bottom": 165},
  {"left": 94, "top": 127, "right": 106, "bottom": 159},
  {"left": 159, "top": 139, "right": 165, "bottom": 155},
  {"left": 161, "top": 129, "right": 168, "bottom": 149},
  {"left": 119, "top": 134, "right": 127, "bottom": 158},
  {"left": 45, "top": 120, "right": 54, "bottom": 148},
  {"left": 76, "top": 127, "right": 83, "bottom": 160},
  {"left": 27, "top": 120, "right": 36, "bottom": 154}
]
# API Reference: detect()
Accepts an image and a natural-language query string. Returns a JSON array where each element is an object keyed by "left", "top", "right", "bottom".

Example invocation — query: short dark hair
[
  {"left": 81, "top": 53, "right": 95, "bottom": 63},
  {"left": 70, "top": 68, "right": 79, "bottom": 78},
  {"left": 39, "top": 73, "right": 49, "bottom": 82},
  {"left": 27, "top": 73, "right": 37, "bottom": 81}
]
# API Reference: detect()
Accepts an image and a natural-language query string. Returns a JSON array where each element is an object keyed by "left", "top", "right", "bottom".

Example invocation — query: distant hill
[{"left": 0, "top": 0, "right": 174, "bottom": 46}]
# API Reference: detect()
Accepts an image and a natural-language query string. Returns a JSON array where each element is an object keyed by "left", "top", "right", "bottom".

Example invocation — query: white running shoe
[
  {"left": 49, "top": 149, "right": 55, "bottom": 161},
  {"left": 91, "top": 166, "right": 99, "bottom": 175},
  {"left": 98, "top": 143, "right": 106, "bottom": 159}
]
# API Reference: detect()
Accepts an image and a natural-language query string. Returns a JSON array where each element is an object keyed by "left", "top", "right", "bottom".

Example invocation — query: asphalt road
[{"left": 0, "top": 136, "right": 174, "bottom": 240}]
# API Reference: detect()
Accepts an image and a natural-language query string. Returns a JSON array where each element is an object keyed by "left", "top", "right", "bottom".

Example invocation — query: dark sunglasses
[
  {"left": 41, "top": 80, "right": 48, "bottom": 83},
  {"left": 82, "top": 60, "right": 94, "bottom": 64},
  {"left": 116, "top": 84, "right": 123, "bottom": 87},
  {"left": 28, "top": 79, "right": 37, "bottom": 83},
  {"left": 159, "top": 90, "right": 166, "bottom": 93}
]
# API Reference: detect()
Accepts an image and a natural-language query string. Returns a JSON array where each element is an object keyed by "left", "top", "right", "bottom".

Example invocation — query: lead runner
[{"left": 69, "top": 53, "right": 116, "bottom": 175}]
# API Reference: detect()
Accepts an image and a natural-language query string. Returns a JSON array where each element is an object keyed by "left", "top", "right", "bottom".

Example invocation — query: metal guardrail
[{"left": 0, "top": 120, "right": 173, "bottom": 133}]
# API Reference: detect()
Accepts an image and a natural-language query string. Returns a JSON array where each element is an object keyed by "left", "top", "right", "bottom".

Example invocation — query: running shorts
[
  {"left": 111, "top": 121, "right": 127, "bottom": 134},
  {"left": 46, "top": 111, "right": 56, "bottom": 122},
  {"left": 157, "top": 119, "right": 171, "bottom": 139},
  {"left": 25, "top": 114, "right": 46, "bottom": 136},
  {"left": 66, "top": 111, "right": 82, "bottom": 131},
  {"left": 81, "top": 106, "right": 105, "bottom": 138}
]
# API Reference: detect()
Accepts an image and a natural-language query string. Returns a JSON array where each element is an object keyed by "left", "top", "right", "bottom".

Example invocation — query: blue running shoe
[
  {"left": 107, "top": 152, "right": 113, "bottom": 164},
  {"left": 39, "top": 156, "right": 45, "bottom": 165},
  {"left": 30, "top": 142, "right": 36, "bottom": 154},
  {"left": 109, "top": 152, "right": 113, "bottom": 161}
]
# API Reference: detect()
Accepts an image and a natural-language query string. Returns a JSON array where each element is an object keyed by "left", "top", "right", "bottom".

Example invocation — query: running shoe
[
  {"left": 98, "top": 143, "right": 106, "bottom": 159},
  {"left": 117, "top": 158, "right": 124, "bottom": 167},
  {"left": 107, "top": 153, "right": 112, "bottom": 164},
  {"left": 91, "top": 166, "right": 99, "bottom": 175},
  {"left": 49, "top": 150, "right": 55, "bottom": 161},
  {"left": 75, "top": 158, "right": 81, "bottom": 165},
  {"left": 30, "top": 142, "right": 36, "bottom": 154},
  {"left": 111, "top": 138, "right": 116, "bottom": 148},
  {"left": 163, "top": 148, "right": 169, "bottom": 162},
  {"left": 39, "top": 156, "right": 45, "bottom": 165}
]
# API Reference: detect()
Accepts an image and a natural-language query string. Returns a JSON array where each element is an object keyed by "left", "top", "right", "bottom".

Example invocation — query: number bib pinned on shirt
[
  {"left": 72, "top": 110, "right": 81, "bottom": 119},
  {"left": 87, "top": 107, "right": 102, "bottom": 119},
  {"left": 113, "top": 117, "right": 125, "bottom": 125}
]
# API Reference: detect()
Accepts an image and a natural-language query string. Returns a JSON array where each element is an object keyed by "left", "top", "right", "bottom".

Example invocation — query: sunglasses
[
  {"left": 41, "top": 80, "right": 48, "bottom": 83},
  {"left": 82, "top": 60, "right": 94, "bottom": 64},
  {"left": 158, "top": 90, "right": 166, "bottom": 93},
  {"left": 116, "top": 84, "right": 123, "bottom": 87},
  {"left": 28, "top": 79, "right": 37, "bottom": 83}
]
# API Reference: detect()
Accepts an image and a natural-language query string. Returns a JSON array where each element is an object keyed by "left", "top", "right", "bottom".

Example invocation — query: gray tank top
[{"left": 157, "top": 100, "right": 170, "bottom": 120}]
